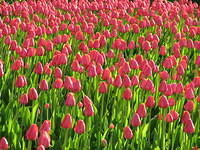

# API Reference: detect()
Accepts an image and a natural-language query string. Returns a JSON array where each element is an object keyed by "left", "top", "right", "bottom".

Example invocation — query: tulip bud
[
  {"left": 123, "top": 126, "right": 133, "bottom": 139},
  {"left": 98, "top": 81, "right": 108, "bottom": 94},
  {"left": 145, "top": 96, "right": 155, "bottom": 108},
  {"left": 40, "top": 120, "right": 51, "bottom": 133},
  {"left": 52, "top": 78, "right": 63, "bottom": 89},
  {"left": 61, "top": 113, "right": 72, "bottom": 129},
  {"left": 74, "top": 120, "right": 86, "bottom": 134},
  {"left": 65, "top": 93, "right": 76, "bottom": 106},
  {"left": 0, "top": 137, "right": 9, "bottom": 149},
  {"left": 36, "top": 145, "right": 45, "bottom": 150},
  {"left": 19, "top": 93, "right": 29, "bottom": 105},
  {"left": 131, "top": 113, "right": 141, "bottom": 127},
  {"left": 136, "top": 103, "right": 147, "bottom": 118},
  {"left": 54, "top": 67, "right": 62, "bottom": 78},
  {"left": 122, "top": 88, "right": 132, "bottom": 100},
  {"left": 28, "top": 88, "right": 38, "bottom": 100},
  {"left": 158, "top": 95, "right": 169, "bottom": 108},
  {"left": 184, "top": 100, "right": 194, "bottom": 112},
  {"left": 183, "top": 119, "right": 195, "bottom": 134},
  {"left": 38, "top": 131, "right": 51, "bottom": 148},
  {"left": 26, "top": 124, "right": 38, "bottom": 140},
  {"left": 84, "top": 104, "right": 94, "bottom": 117},
  {"left": 39, "top": 79, "right": 49, "bottom": 91},
  {"left": 182, "top": 111, "right": 191, "bottom": 124}
]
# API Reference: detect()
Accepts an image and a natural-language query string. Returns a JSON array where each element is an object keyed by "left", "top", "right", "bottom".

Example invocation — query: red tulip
[
  {"left": 0, "top": 137, "right": 9, "bottom": 150},
  {"left": 158, "top": 95, "right": 169, "bottom": 108},
  {"left": 39, "top": 80, "right": 49, "bottom": 91},
  {"left": 15, "top": 75, "right": 27, "bottom": 88},
  {"left": 54, "top": 67, "right": 62, "bottom": 78},
  {"left": 159, "top": 71, "right": 169, "bottom": 80},
  {"left": 168, "top": 98, "right": 176, "bottom": 107},
  {"left": 184, "top": 100, "right": 194, "bottom": 112},
  {"left": 36, "top": 145, "right": 45, "bottom": 150},
  {"left": 123, "top": 126, "right": 133, "bottom": 139},
  {"left": 184, "top": 88, "right": 195, "bottom": 99},
  {"left": 28, "top": 88, "right": 38, "bottom": 100},
  {"left": 122, "top": 88, "right": 132, "bottom": 100},
  {"left": 183, "top": 119, "right": 195, "bottom": 134},
  {"left": 136, "top": 103, "right": 147, "bottom": 118},
  {"left": 145, "top": 96, "right": 155, "bottom": 108},
  {"left": 65, "top": 93, "right": 76, "bottom": 106},
  {"left": 122, "top": 75, "right": 131, "bottom": 88},
  {"left": 19, "top": 93, "right": 29, "bottom": 105},
  {"left": 113, "top": 75, "right": 122, "bottom": 88},
  {"left": 165, "top": 113, "right": 173, "bottom": 123},
  {"left": 182, "top": 111, "right": 191, "bottom": 124},
  {"left": 61, "top": 113, "right": 72, "bottom": 129},
  {"left": 98, "top": 81, "right": 108, "bottom": 94},
  {"left": 38, "top": 131, "right": 51, "bottom": 148},
  {"left": 131, "top": 113, "right": 141, "bottom": 127},
  {"left": 84, "top": 104, "right": 94, "bottom": 117},
  {"left": 74, "top": 120, "right": 86, "bottom": 134},
  {"left": 53, "top": 78, "right": 63, "bottom": 89},
  {"left": 26, "top": 124, "right": 38, "bottom": 140},
  {"left": 40, "top": 120, "right": 51, "bottom": 133},
  {"left": 169, "top": 110, "right": 179, "bottom": 121}
]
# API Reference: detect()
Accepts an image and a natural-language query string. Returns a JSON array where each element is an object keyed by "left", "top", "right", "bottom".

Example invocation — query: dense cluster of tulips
[{"left": 0, "top": 0, "right": 199, "bottom": 149}]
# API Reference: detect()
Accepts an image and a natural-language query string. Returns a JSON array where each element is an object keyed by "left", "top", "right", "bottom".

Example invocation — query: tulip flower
[
  {"left": 123, "top": 126, "right": 133, "bottom": 139},
  {"left": 26, "top": 124, "right": 38, "bottom": 140},
  {"left": 74, "top": 120, "right": 86, "bottom": 134}
]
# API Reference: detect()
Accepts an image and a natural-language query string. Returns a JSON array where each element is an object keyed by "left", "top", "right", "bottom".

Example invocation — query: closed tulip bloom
[
  {"left": 39, "top": 79, "right": 49, "bottom": 91},
  {"left": 195, "top": 56, "right": 200, "bottom": 66},
  {"left": 168, "top": 98, "right": 176, "bottom": 107},
  {"left": 131, "top": 113, "right": 141, "bottom": 127},
  {"left": 19, "top": 93, "right": 29, "bottom": 105},
  {"left": 122, "top": 75, "right": 131, "bottom": 88},
  {"left": 169, "top": 110, "right": 179, "bottom": 121},
  {"left": 84, "top": 104, "right": 94, "bottom": 117},
  {"left": 183, "top": 119, "right": 195, "bottom": 134},
  {"left": 145, "top": 96, "right": 155, "bottom": 108},
  {"left": 165, "top": 113, "right": 173, "bottom": 123},
  {"left": 131, "top": 75, "right": 139, "bottom": 86},
  {"left": 38, "top": 131, "right": 51, "bottom": 148},
  {"left": 40, "top": 120, "right": 51, "bottom": 133},
  {"left": 11, "top": 58, "right": 23, "bottom": 71},
  {"left": 36, "top": 145, "right": 45, "bottom": 150},
  {"left": 158, "top": 95, "right": 169, "bottom": 108},
  {"left": 129, "top": 59, "right": 139, "bottom": 70},
  {"left": 136, "top": 103, "right": 147, "bottom": 118},
  {"left": 26, "top": 124, "right": 38, "bottom": 140},
  {"left": 159, "top": 81, "right": 167, "bottom": 93},
  {"left": 182, "top": 111, "right": 191, "bottom": 124},
  {"left": 175, "top": 83, "right": 183, "bottom": 94},
  {"left": 65, "top": 93, "right": 76, "bottom": 106},
  {"left": 113, "top": 75, "right": 122, "bottom": 87},
  {"left": 63, "top": 76, "right": 73, "bottom": 90},
  {"left": 142, "top": 41, "right": 151, "bottom": 51},
  {"left": 184, "top": 100, "right": 194, "bottom": 112},
  {"left": 87, "top": 64, "right": 97, "bottom": 77},
  {"left": 141, "top": 64, "right": 152, "bottom": 77},
  {"left": 184, "top": 88, "right": 195, "bottom": 99},
  {"left": 53, "top": 78, "right": 63, "bottom": 89},
  {"left": 34, "top": 62, "right": 43, "bottom": 74},
  {"left": 159, "top": 45, "right": 167, "bottom": 56},
  {"left": 122, "top": 88, "right": 132, "bottom": 100},
  {"left": 123, "top": 126, "right": 133, "bottom": 139},
  {"left": 0, "top": 137, "right": 9, "bottom": 149},
  {"left": 28, "top": 88, "right": 38, "bottom": 100},
  {"left": 98, "top": 81, "right": 108, "bottom": 94},
  {"left": 54, "top": 67, "right": 62, "bottom": 78},
  {"left": 15, "top": 75, "right": 27, "bottom": 88},
  {"left": 61, "top": 113, "right": 72, "bottom": 129},
  {"left": 74, "top": 120, "right": 86, "bottom": 134},
  {"left": 159, "top": 70, "right": 169, "bottom": 80},
  {"left": 102, "top": 68, "right": 111, "bottom": 81},
  {"left": 71, "top": 79, "right": 81, "bottom": 93}
]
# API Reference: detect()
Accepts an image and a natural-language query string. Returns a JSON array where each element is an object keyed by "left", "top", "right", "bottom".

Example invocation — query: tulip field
[{"left": 0, "top": 0, "right": 200, "bottom": 149}]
